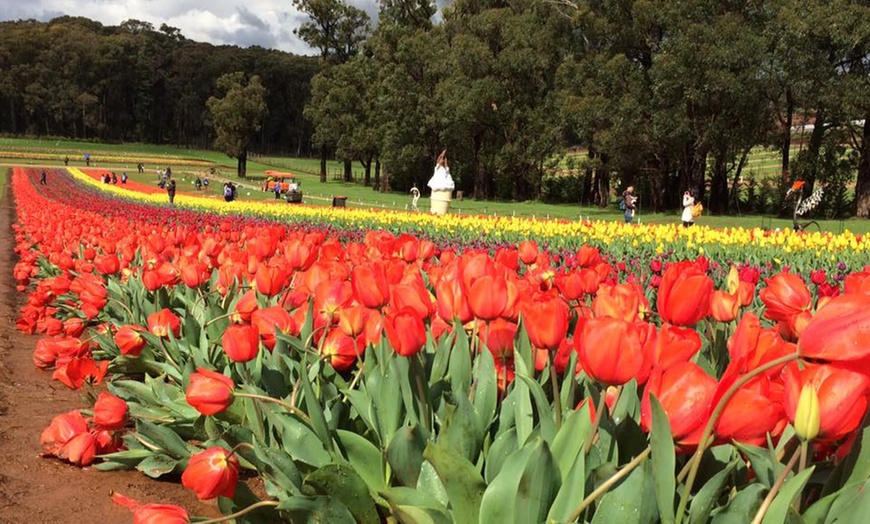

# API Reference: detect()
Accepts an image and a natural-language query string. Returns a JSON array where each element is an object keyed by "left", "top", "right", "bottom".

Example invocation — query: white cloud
[{"left": 0, "top": 0, "right": 383, "bottom": 55}]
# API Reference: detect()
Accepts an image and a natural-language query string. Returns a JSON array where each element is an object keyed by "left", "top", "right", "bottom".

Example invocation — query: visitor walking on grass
[{"left": 40, "top": 170, "right": 47, "bottom": 185}]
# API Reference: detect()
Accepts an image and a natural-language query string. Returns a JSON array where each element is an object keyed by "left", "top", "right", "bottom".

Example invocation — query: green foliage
[{"left": 206, "top": 73, "right": 268, "bottom": 177}]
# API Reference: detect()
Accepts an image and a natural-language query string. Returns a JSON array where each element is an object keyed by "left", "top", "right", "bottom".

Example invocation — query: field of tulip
[{"left": 10, "top": 165, "right": 870, "bottom": 522}]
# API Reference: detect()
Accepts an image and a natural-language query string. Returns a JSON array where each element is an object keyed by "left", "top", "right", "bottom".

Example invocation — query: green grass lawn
[{"left": 3, "top": 137, "right": 868, "bottom": 235}]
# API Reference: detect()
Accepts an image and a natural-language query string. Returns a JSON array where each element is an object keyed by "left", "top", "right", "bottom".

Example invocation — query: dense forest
[
  {"left": 0, "top": 17, "right": 318, "bottom": 154},
  {"left": 3, "top": 1, "right": 870, "bottom": 217}
]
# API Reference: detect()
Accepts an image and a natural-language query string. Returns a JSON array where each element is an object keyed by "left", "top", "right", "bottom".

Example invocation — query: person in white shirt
[
  {"left": 681, "top": 190, "right": 695, "bottom": 227},
  {"left": 427, "top": 150, "right": 454, "bottom": 192},
  {"left": 288, "top": 181, "right": 299, "bottom": 192}
]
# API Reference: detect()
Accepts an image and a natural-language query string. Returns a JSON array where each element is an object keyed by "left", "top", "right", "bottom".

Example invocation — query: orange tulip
[
  {"left": 436, "top": 278, "right": 474, "bottom": 325},
  {"left": 232, "top": 289, "right": 259, "bottom": 323},
  {"left": 255, "top": 263, "right": 289, "bottom": 297},
  {"left": 251, "top": 306, "right": 297, "bottom": 349},
  {"left": 112, "top": 493, "right": 191, "bottom": 524},
  {"left": 710, "top": 290, "right": 740, "bottom": 322},
  {"left": 593, "top": 283, "right": 648, "bottom": 322},
  {"left": 480, "top": 318, "right": 518, "bottom": 360},
  {"left": 467, "top": 273, "right": 508, "bottom": 321},
  {"left": 657, "top": 261, "right": 713, "bottom": 326},
  {"left": 649, "top": 323, "right": 702, "bottom": 371},
  {"left": 321, "top": 330, "right": 360, "bottom": 371},
  {"left": 714, "top": 373, "right": 784, "bottom": 445}
]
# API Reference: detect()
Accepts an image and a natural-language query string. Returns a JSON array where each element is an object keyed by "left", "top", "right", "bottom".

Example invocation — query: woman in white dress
[
  {"left": 427, "top": 150, "right": 454, "bottom": 192},
  {"left": 681, "top": 190, "right": 695, "bottom": 227}
]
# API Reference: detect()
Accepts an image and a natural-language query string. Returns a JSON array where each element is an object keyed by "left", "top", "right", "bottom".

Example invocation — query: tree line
[
  {"left": 299, "top": 0, "right": 870, "bottom": 217},
  {"left": 0, "top": 17, "right": 318, "bottom": 154},
  {"left": 4, "top": 3, "right": 870, "bottom": 218}
]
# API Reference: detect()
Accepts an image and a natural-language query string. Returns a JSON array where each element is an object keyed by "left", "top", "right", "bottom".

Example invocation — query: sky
[{"left": 0, "top": 0, "right": 386, "bottom": 55}]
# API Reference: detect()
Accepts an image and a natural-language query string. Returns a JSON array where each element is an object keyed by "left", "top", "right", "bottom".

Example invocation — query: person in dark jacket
[{"left": 167, "top": 180, "right": 177, "bottom": 204}]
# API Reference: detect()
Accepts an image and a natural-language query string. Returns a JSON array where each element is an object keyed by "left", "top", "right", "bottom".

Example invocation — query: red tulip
[
  {"left": 222, "top": 323, "right": 260, "bottom": 362},
  {"left": 59, "top": 432, "right": 97, "bottom": 466},
  {"left": 52, "top": 357, "right": 109, "bottom": 389},
  {"left": 714, "top": 373, "right": 784, "bottom": 445},
  {"left": 784, "top": 362, "right": 870, "bottom": 442},
  {"left": 40, "top": 410, "right": 89, "bottom": 456},
  {"left": 141, "top": 269, "right": 163, "bottom": 291},
  {"left": 518, "top": 241, "right": 539, "bottom": 265},
  {"left": 181, "top": 447, "right": 240, "bottom": 500},
  {"left": 480, "top": 318, "right": 518, "bottom": 360},
  {"left": 147, "top": 309, "right": 181, "bottom": 339},
  {"left": 593, "top": 283, "right": 648, "bottom": 322},
  {"left": 798, "top": 294, "right": 870, "bottom": 362},
  {"left": 94, "top": 254, "right": 120, "bottom": 275},
  {"left": 575, "top": 246, "right": 602, "bottom": 268},
  {"left": 810, "top": 269, "right": 827, "bottom": 286},
  {"left": 232, "top": 290, "right": 259, "bottom": 323},
  {"left": 641, "top": 362, "right": 717, "bottom": 449},
  {"left": 112, "top": 493, "right": 190, "bottom": 524},
  {"left": 521, "top": 294, "right": 569, "bottom": 351},
  {"left": 254, "top": 263, "right": 289, "bottom": 297},
  {"left": 575, "top": 317, "right": 646, "bottom": 385},
  {"left": 467, "top": 274, "right": 508, "bottom": 321},
  {"left": 322, "top": 330, "right": 360, "bottom": 371},
  {"left": 338, "top": 304, "right": 369, "bottom": 338},
  {"left": 114, "top": 325, "right": 148, "bottom": 357},
  {"left": 186, "top": 368, "right": 235, "bottom": 416},
  {"left": 759, "top": 272, "right": 812, "bottom": 323},
  {"left": 649, "top": 323, "right": 702, "bottom": 371},
  {"left": 351, "top": 263, "right": 391, "bottom": 309},
  {"left": 251, "top": 306, "right": 297, "bottom": 349},
  {"left": 384, "top": 308, "right": 427, "bottom": 357},
  {"left": 657, "top": 261, "right": 713, "bottom": 326},
  {"left": 93, "top": 392, "right": 129, "bottom": 431},
  {"left": 63, "top": 317, "right": 85, "bottom": 337}
]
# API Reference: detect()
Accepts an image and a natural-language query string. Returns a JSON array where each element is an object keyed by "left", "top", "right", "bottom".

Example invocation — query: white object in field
[{"left": 431, "top": 190, "right": 452, "bottom": 215}]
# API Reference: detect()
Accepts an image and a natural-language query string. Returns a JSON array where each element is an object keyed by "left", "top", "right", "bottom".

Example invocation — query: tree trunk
[
  {"left": 373, "top": 159, "right": 381, "bottom": 191},
  {"left": 381, "top": 164, "right": 390, "bottom": 193},
  {"left": 582, "top": 167, "right": 594, "bottom": 205},
  {"left": 343, "top": 160, "right": 352, "bottom": 182},
  {"left": 855, "top": 115, "right": 870, "bottom": 218},
  {"left": 804, "top": 108, "right": 825, "bottom": 196},
  {"left": 319, "top": 146, "right": 327, "bottom": 183},
  {"left": 781, "top": 86, "right": 794, "bottom": 183},
  {"left": 596, "top": 168, "right": 611, "bottom": 208},
  {"left": 238, "top": 148, "right": 247, "bottom": 178},
  {"left": 710, "top": 151, "right": 729, "bottom": 214},
  {"left": 361, "top": 154, "right": 372, "bottom": 187}
]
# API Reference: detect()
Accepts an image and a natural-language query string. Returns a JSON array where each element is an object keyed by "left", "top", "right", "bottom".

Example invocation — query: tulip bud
[
  {"left": 181, "top": 447, "right": 240, "bottom": 500},
  {"left": 794, "top": 384, "right": 821, "bottom": 441}
]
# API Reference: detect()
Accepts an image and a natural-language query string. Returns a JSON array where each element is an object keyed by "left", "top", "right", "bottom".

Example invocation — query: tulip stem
[
  {"left": 203, "top": 312, "right": 234, "bottom": 328},
  {"left": 410, "top": 355, "right": 432, "bottom": 434},
  {"left": 227, "top": 441, "right": 255, "bottom": 459},
  {"left": 549, "top": 356, "right": 563, "bottom": 430},
  {"left": 236, "top": 392, "right": 314, "bottom": 428},
  {"left": 568, "top": 446, "right": 652, "bottom": 521},
  {"left": 674, "top": 352, "right": 799, "bottom": 524},
  {"left": 799, "top": 440, "right": 809, "bottom": 474},
  {"left": 198, "top": 500, "right": 280, "bottom": 523},
  {"left": 750, "top": 446, "right": 802, "bottom": 524},
  {"left": 583, "top": 386, "right": 609, "bottom": 455},
  {"left": 108, "top": 297, "right": 134, "bottom": 319}
]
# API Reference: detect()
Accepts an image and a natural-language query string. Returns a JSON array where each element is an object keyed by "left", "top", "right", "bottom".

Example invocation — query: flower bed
[{"left": 11, "top": 165, "right": 870, "bottom": 522}]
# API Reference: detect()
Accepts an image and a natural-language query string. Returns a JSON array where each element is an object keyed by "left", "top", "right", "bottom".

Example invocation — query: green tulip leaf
[
  {"left": 387, "top": 424, "right": 427, "bottom": 487},
  {"left": 591, "top": 460, "right": 657, "bottom": 524},
  {"left": 423, "top": 443, "right": 486, "bottom": 523},
  {"left": 649, "top": 395, "right": 676, "bottom": 524},
  {"left": 305, "top": 464, "right": 380, "bottom": 524},
  {"left": 710, "top": 484, "right": 766, "bottom": 524},
  {"left": 337, "top": 429, "right": 386, "bottom": 493},
  {"left": 762, "top": 465, "right": 814, "bottom": 524},
  {"left": 689, "top": 460, "right": 738, "bottom": 524},
  {"left": 480, "top": 439, "right": 561, "bottom": 524},
  {"left": 135, "top": 453, "right": 179, "bottom": 478}
]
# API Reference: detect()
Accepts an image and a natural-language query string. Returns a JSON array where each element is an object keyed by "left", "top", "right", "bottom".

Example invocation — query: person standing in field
[
  {"left": 40, "top": 170, "right": 47, "bottom": 185},
  {"left": 621, "top": 186, "right": 638, "bottom": 223},
  {"left": 681, "top": 190, "right": 696, "bottom": 227},
  {"left": 167, "top": 180, "right": 177, "bottom": 204}
]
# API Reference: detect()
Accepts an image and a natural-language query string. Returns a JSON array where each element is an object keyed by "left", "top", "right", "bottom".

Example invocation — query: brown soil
[{"left": 0, "top": 170, "right": 220, "bottom": 523}]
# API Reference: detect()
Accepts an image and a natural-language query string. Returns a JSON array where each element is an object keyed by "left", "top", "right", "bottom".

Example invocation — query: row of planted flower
[
  {"left": 66, "top": 167, "right": 870, "bottom": 274},
  {"left": 11, "top": 165, "right": 870, "bottom": 522},
  {"left": 0, "top": 149, "right": 214, "bottom": 167}
]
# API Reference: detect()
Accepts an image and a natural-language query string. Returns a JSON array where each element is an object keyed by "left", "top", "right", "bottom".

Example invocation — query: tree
[
  {"left": 294, "top": 0, "right": 371, "bottom": 181},
  {"left": 206, "top": 72, "right": 267, "bottom": 178}
]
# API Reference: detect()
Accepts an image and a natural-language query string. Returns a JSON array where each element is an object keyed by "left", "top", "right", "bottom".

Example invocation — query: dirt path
[{"left": 0, "top": 170, "right": 219, "bottom": 523}]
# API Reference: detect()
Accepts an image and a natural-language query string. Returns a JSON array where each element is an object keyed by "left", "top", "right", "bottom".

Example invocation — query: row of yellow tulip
[{"left": 2, "top": 151, "right": 213, "bottom": 167}]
